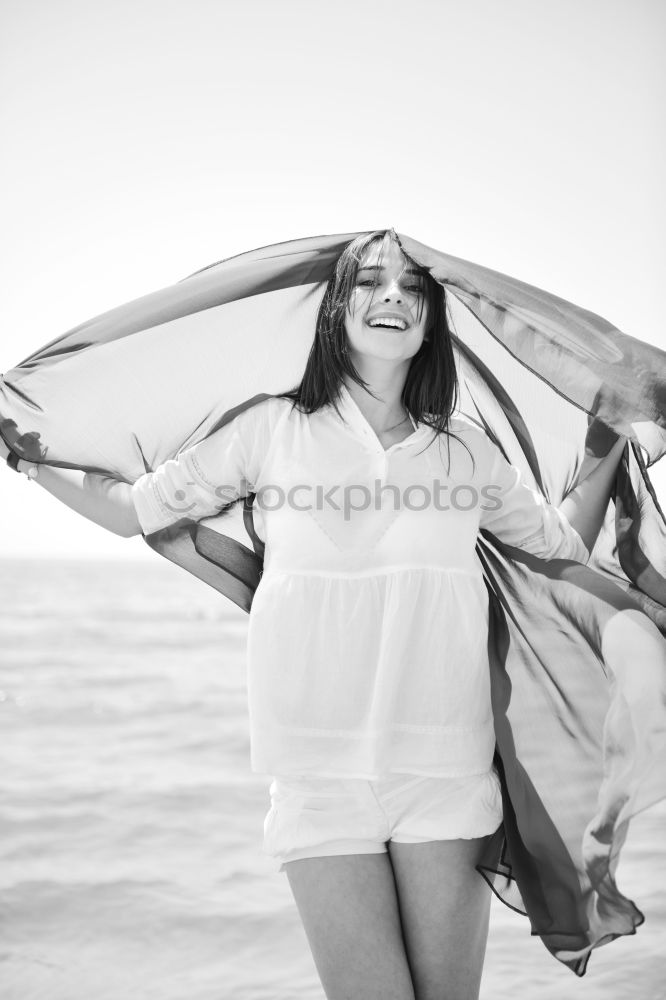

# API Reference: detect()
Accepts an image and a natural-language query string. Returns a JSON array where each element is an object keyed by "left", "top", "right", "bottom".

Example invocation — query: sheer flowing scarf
[{"left": 2, "top": 231, "right": 665, "bottom": 975}]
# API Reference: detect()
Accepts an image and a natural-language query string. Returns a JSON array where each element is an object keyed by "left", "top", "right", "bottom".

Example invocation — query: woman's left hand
[
  {"left": 584, "top": 415, "right": 627, "bottom": 459},
  {"left": 559, "top": 433, "right": 628, "bottom": 556}
]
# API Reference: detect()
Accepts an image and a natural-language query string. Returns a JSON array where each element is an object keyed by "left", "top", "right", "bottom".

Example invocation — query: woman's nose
[{"left": 383, "top": 282, "right": 403, "bottom": 303}]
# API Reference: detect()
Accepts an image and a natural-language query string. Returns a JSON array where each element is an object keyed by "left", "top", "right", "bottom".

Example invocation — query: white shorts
[{"left": 262, "top": 766, "right": 503, "bottom": 872}]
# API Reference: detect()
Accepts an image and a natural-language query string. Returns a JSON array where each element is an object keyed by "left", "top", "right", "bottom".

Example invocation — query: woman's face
[{"left": 344, "top": 239, "right": 429, "bottom": 366}]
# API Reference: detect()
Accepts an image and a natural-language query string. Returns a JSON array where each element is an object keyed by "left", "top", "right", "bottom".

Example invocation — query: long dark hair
[{"left": 278, "top": 229, "right": 473, "bottom": 469}]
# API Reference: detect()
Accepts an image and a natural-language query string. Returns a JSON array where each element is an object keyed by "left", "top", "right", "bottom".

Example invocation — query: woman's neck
[{"left": 342, "top": 376, "right": 409, "bottom": 435}]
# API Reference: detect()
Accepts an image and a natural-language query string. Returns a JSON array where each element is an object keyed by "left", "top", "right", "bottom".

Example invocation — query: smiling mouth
[{"left": 367, "top": 319, "right": 408, "bottom": 331}]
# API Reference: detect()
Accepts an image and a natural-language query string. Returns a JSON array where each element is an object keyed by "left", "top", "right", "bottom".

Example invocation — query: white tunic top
[{"left": 131, "top": 385, "right": 590, "bottom": 780}]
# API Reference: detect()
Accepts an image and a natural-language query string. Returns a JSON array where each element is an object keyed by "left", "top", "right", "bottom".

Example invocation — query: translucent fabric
[{"left": 1, "top": 231, "right": 665, "bottom": 975}]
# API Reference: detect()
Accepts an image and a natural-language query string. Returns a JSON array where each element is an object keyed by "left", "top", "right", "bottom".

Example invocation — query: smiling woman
[
  {"left": 344, "top": 240, "right": 432, "bottom": 444},
  {"left": 1, "top": 229, "right": 665, "bottom": 998},
  {"left": 284, "top": 231, "right": 463, "bottom": 453}
]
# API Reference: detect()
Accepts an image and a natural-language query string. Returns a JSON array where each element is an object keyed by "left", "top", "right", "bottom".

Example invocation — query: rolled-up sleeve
[
  {"left": 131, "top": 403, "right": 264, "bottom": 537},
  {"left": 479, "top": 436, "right": 590, "bottom": 564}
]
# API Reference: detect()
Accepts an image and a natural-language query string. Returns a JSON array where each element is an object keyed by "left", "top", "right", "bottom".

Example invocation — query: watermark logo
[{"left": 161, "top": 476, "right": 504, "bottom": 521}]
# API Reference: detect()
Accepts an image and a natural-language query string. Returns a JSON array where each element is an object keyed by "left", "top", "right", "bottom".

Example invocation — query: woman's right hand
[
  {"left": 1, "top": 418, "right": 48, "bottom": 466},
  {"left": 0, "top": 420, "right": 140, "bottom": 535}
]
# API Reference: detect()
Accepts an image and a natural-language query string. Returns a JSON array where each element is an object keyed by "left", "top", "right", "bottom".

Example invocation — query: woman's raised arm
[
  {"left": 2, "top": 396, "right": 276, "bottom": 541},
  {"left": 0, "top": 435, "right": 141, "bottom": 537},
  {"left": 558, "top": 435, "right": 627, "bottom": 556}
]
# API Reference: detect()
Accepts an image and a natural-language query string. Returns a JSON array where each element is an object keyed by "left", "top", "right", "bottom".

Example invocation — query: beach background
[{"left": 1, "top": 554, "right": 664, "bottom": 1000}]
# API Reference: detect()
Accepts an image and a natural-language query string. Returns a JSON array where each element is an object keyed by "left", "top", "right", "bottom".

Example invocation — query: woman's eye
[{"left": 356, "top": 277, "right": 423, "bottom": 293}]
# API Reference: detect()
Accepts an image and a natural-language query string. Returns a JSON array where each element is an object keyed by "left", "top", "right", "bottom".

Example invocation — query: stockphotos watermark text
[{"left": 160, "top": 476, "right": 505, "bottom": 520}]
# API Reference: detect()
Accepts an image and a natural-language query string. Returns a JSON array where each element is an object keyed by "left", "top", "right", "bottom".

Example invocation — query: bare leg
[
  {"left": 284, "top": 851, "right": 416, "bottom": 1000},
  {"left": 388, "top": 836, "right": 493, "bottom": 1000}
]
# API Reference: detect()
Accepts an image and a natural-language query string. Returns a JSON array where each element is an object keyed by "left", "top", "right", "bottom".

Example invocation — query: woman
[{"left": 1, "top": 230, "right": 635, "bottom": 999}]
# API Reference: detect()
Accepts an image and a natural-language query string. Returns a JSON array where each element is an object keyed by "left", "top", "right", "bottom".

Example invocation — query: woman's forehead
[{"left": 358, "top": 239, "right": 410, "bottom": 270}]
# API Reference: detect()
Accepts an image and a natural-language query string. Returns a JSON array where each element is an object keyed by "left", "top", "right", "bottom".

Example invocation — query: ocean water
[{"left": 1, "top": 557, "right": 664, "bottom": 1000}]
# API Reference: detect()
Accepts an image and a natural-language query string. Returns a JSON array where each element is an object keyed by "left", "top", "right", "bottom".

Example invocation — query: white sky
[{"left": 1, "top": 0, "right": 664, "bottom": 559}]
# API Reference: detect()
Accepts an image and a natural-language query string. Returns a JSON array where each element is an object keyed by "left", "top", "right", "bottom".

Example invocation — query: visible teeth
[{"left": 368, "top": 318, "right": 407, "bottom": 330}]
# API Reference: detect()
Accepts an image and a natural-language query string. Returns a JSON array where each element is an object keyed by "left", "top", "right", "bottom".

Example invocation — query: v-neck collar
[{"left": 334, "top": 383, "right": 425, "bottom": 454}]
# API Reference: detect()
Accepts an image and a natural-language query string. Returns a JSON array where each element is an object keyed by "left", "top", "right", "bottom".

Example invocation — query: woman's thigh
[
  {"left": 284, "top": 851, "right": 416, "bottom": 1000},
  {"left": 388, "top": 835, "right": 493, "bottom": 1000}
]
